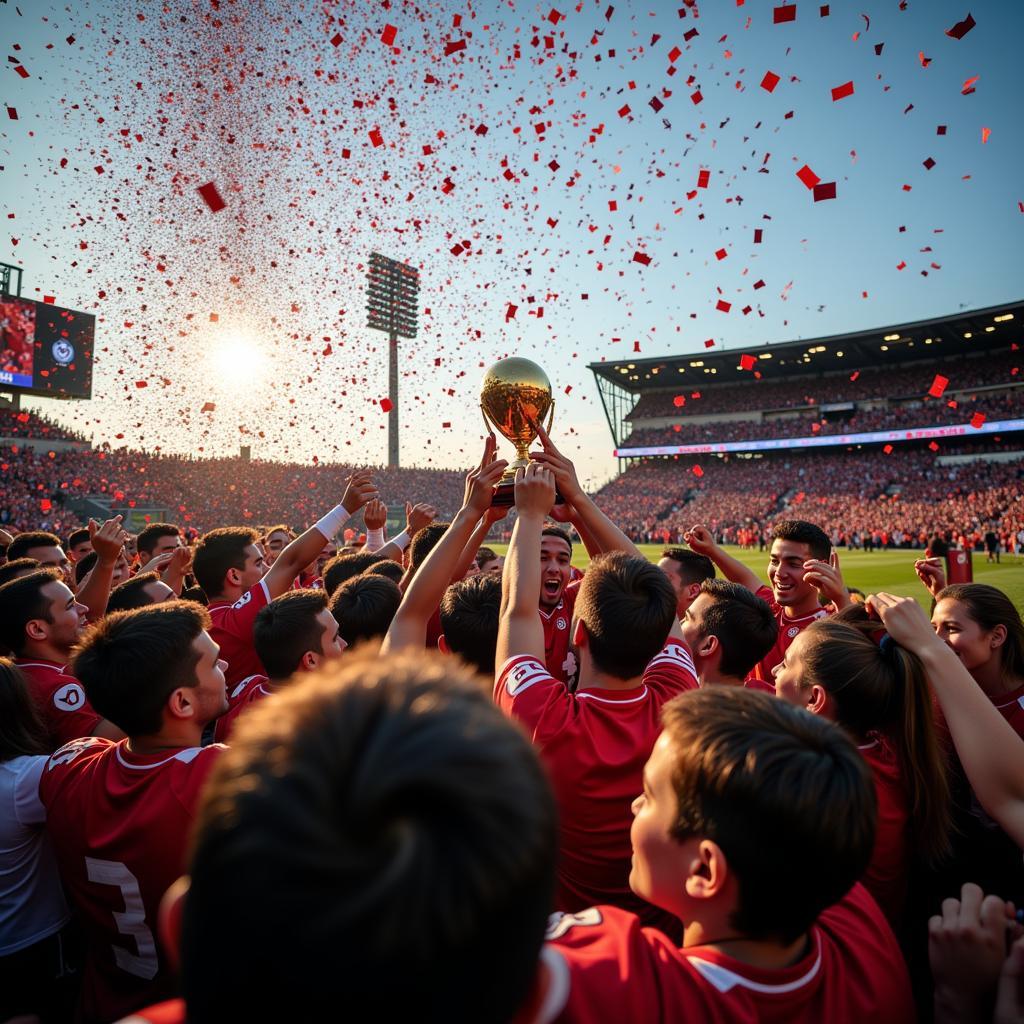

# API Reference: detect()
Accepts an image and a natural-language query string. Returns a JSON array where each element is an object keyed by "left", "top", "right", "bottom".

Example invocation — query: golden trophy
[{"left": 480, "top": 357, "right": 564, "bottom": 508}]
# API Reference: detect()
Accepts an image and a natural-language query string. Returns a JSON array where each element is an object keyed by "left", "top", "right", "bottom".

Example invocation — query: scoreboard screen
[{"left": 0, "top": 294, "right": 94, "bottom": 399}]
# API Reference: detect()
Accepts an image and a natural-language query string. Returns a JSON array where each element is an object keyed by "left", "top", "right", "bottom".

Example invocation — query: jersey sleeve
[
  {"left": 37, "top": 737, "right": 109, "bottom": 808},
  {"left": 218, "top": 579, "right": 271, "bottom": 640},
  {"left": 14, "top": 755, "right": 49, "bottom": 827},
  {"left": 755, "top": 584, "right": 780, "bottom": 616},
  {"left": 169, "top": 746, "right": 225, "bottom": 819},
  {"left": 642, "top": 642, "right": 698, "bottom": 696},
  {"left": 494, "top": 655, "right": 576, "bottom": 744}
]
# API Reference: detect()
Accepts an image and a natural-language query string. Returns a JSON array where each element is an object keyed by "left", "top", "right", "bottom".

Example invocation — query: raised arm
[
  {"left": 869, "top": 592, "right": 1024, "bottom": 849},
  {"left": 377, "top": 501, "right": 436, "bottom": 564},
  {"left": 382, "top": 440, "right": 507, "bottom": 654},
  {"left": 496, "top": 463, "right": 554, "bottom": 671},
  {"left": 76, "top": 516, "right": 129, "bottom": 621},
  {"left": 263, "top": 470, "right": 377, "bottom": 599},
  {"left": 684, "top": 524, "right": 763, "bottom": 594}
]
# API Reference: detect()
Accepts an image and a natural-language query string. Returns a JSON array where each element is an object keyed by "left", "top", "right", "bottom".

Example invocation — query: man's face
[
  {"left": 657, "top": 557, "right": 700, "bottom": 617},
  {"left": 28, "top": 545, "right": 73, "bottom": 587},
  {"left": 264, "top": 530, "right": 291, "bottom": 566},
  {"left": 314, "top": 608, "right": 347, "bottom": 663},
  {"left": 767, "top": 539, "right": 816, "bottom": 609},
  {"left": 238, "top": 544, "right": 266, "bottom": 591},
  {"left": 68, "top": 539, "right": 93, "bottom": 563},
  {"left": 539, "top": 536, "right": 572, "bottom": 610},
  {"left": 150, "top": 533, "right": 183, "bottom": 559},
  {"left": 141, "top": 580, "right": 176, "bottom": 606},
  {"left": 37, "top": 580, "right": 88, "bottom": 654},
  {"left": 316, "top": 543, "right": 337, "bottom": 577},
  {"left": 680, "top": 592, "right": 714, "bottom": 667},
  {"left": 480, "top": 555, "right": 504, "bottom": 575},
  {"left": 111, "top": 550, "right": 131, "bottom": 587},
  {"left": 187, "top": 631, "right": 229, "bottom": 725}
]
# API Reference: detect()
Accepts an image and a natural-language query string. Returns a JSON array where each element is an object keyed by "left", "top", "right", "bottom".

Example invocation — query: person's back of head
[
  {"left": 475, "top": 546, "right": 499, "bottom": 571},
  {"left": 329, "top": 575, "right": 401, "bottom": 647},
  {"left": 409, "top": 523, "right": 450, "bottom": 570},
  {"left": 70, "top": 602, "right": 212, "bottom": 738},
  {"left": 181, "top": 649, "right": 557, "bottom": 1023},
  {"left": 0, "top": 557, "right": 40, "bottom": 589},
  {"left": 770, "top": 519, "right": 831, "bottom": 561},
  {"left": 253, "top": 589, "right": 331, "bottom": 681},
  {"left": 106, "top": 572, "right": 173, "bottom": 614},
  {"left": 7, "top": 531, "right": 62, "bottom": 563},
  {"left": 691, "top": 579, "right": 777, "bottom": 679},
  {"left": 0, "top": 658, "right": 49, "bottom": 761},
  {"left": 659, "top": 687, "right": 876, "bottom": 943},
  {"left": 322, "top": 551, "right": 384, "bottom": 595},
  {"left": 662, "top": 546, "right": 716, "bottom": 585},
  {"left": 363, "top": 559, "right": 405, "bottom": 584},
  {"left": 192, "top": 527, "right": 259, "bottom": 597},
  {"left": 439, "top": 574, "right": 501, "bottom": 676},
  {"left": 74, "top": 550, "right": 98, "bottom": 587},
  {"left": 574, "top": 551, "right": 677, "bottom": 680},
  {"left": 0, "top": 568, "right": 63, "bottom": 658}
]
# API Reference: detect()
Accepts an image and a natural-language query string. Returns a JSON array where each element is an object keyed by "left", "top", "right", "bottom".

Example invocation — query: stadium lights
[
  {"left": 836, "top": 351, "right": 844, "bottom": 357},
  {"left": 924, "top": 339, "right": 933, "bottom": 345},
  {"left": 985, "top": 326, "right": 996, "bottom": 332},
  {"left": 627, "top": 363, "right": 636, "bottom": 369},
  {"left": 760, "top": 352, "right": 773, "bottom": 359},
  {"left": 964, "top": 332, "right": 972, "bottom": 338},
  {"left": 884, "top": 333, "right": 900, "bottom": 341},
  {"left": 994, "top": 313, "right": 1014, "bottom": 322},
  {"left": 690, "top": 360, "right": 704, "bottom": 367},
  {"left": 880, "top": 345, "right": 888, "bottom": 352}
]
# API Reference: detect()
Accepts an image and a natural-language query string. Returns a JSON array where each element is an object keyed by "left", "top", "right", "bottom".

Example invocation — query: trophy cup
[{"left": 480, "top": 357, "right": 564, "bottom": 508}]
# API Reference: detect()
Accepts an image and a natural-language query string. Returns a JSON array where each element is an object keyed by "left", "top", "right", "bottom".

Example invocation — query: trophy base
[{"left": 490, "top": 478, "right": 566, "bottom": 509}]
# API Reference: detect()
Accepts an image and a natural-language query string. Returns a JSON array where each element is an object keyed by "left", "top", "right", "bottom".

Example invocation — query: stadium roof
[{"left": 588, "top": 300, "right": 1023, "bottom": 393}]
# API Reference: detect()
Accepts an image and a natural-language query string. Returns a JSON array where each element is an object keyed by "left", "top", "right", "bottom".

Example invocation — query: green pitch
[{"left": 487, "top": 544, "right": 1024, "bottom": 611}]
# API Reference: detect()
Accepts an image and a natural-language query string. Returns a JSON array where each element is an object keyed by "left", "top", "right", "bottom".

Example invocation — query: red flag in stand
[{"left": 928, "top": 374, "right": 949, "bottom": 398}]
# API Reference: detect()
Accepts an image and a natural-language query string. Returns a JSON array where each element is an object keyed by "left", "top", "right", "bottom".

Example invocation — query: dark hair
[
  {"left": 662, "top": 547, "right": 716, "bottom": 586},
  {"left": 253, "top": 590, "right": 330, "bottom": 681},
  {"left": 363, "top": 559, "right": 404, "bottom": 584},
  {"left": 541, "top": 526, "right": 573, "bottom": 557},
  {"left": 322, "top": 552, "right": 384, "bottom": 596},
  {"left": 329, "top": 576, "right": 401, "bottom": 648},
  {"left": 695, "top": 579, "right": 777, "bottom": 678},
  {"left": 71, "top": 602, "right": 210, "bottom": 736},
  {"left": 936, "top": 583, "right": 1024, "bottom": 683},
  {"left": 7, "top": 531, "right": 63, "bottom": 562},
  {"left": 770, "top": 520, "right": 831, "bottom": 562},
  {"left": 0, "top": 658, "right": 49, "bottom": 760},
  {"left": 803, "top": 607, "right": 951, "bottom": 867},
  {"left": 0, "top": 558, "right": 41, "bottom": 588},
  {"left": 475, "top": 547, "right": 499, "bottom": 570},
  {"left": 106, "top": 572, "right": 165, "bottom": 614},
  {"left": 663, "top": 687, "right": 876, "bottom": 944},
  {"left": 136, "top": 522, "right": 181, "bottom": 558},
  {"left": 75, "top": 550, "right": 98, "bottom": 586},
  {"left": 0, "top": 569, "right": 63, "bottom": 657},
  {"left": 439, "top": 574, "right": 502, "bottom": 676},
  {"left": 409, "top": 523, "right": 450, "bottom": 570},
  {"left": 574, "top": 552, "right": 676, "bottom": 680},
  {"left": 182, "top": 650, "right": 557, "bottom": 1023},
  {"left": 193, "top": 527, "right": 260, "bottom": 596},
  {"left": 66, "top": 527, "right": 91, "bottom": 551}
]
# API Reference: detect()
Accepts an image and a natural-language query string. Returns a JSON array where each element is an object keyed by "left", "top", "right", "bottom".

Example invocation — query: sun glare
[{"left": 206, "top": 332, "right": 270, "bottom": 390}]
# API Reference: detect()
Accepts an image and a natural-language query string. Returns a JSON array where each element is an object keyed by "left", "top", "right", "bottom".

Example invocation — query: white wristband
[
  {"left": 314, "top": 503, "right": 351, "bottom": 541},
  {"left": 391, "top": 529, "right": 411, "bottom": 550},
  {"left": 365, "top": 527, "right": 386, "bottom": 551}
]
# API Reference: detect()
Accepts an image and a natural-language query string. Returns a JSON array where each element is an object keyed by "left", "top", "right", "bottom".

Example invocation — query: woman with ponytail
[{"left": 773, "top": 608, "right": 951, "bottom": 929}]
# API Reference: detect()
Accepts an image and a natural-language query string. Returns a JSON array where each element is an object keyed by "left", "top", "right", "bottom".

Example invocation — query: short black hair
[
  {"left": 136, "top": 522, "right": 182, "bottom": 558},
  {"left": 329, "top": 576, "right": 402, "bottom": 647},
  {"left": 363, "top": 559, "right": 404, "bottom": 584},
  {"left": 71, "top": 602, "right": 210, "bottom": 736},
  {"left": 106, "top": 572, "right": 165, "bottom": 614},
  {"left": 7, "top": 531, "right": 62, "bottom": 562},
  {"left": 0, "top": 558, "right": 41, "bottom": 589},
  {"left": 66, "top": 527, "right": 91, "bottom": 551},
  {"left": 541, "top": 526, "right": 573, "bottom": 557},
  {"left": 694, "top": 579, "right": 778, "bottom": 679},
  {"left": 409, "top": 523, "right": 450, "bottom": 570},
  {"left": 182, "top": 650, "right": 557, "bottom": 1023},
  {"left": 193, "top": 527, "right": 260, "bottom": 596},
  {"left": 322, "top": 551, "right": 384, "bottom": 596},
  {"left": 661, "top": 546, "right": 716, "bottom": 586},
  {"left": 439, "top": 574, "right": 501, "bottom": 676},
  {"left": 75, "top": 550, "right": 98, "bottom": 586},
  {"left": 770, "top": 520, "right": 831, "bottom": 562},
  {"left": 253, "top": 590, "right": 330, "bottom": 681},
  {"left": 475, "top": 547, "right": 499, "bottom": 570},
  {"left": 0, "top": 568, "right": 63, "bottom": 657}
]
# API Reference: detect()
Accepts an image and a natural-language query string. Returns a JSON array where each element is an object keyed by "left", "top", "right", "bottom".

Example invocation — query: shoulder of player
[
  {"left": 643, "top": 642, "right": 697, "bottom": 687},
  {"left": 496, "top": 656, "right": 563, "bottom": 702}
]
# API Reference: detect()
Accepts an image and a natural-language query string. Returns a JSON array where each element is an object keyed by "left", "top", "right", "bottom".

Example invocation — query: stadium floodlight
[{"left": 366, "top": 252, "right": 420, "bottom": 468}]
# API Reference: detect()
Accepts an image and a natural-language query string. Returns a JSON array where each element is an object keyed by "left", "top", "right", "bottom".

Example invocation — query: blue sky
[{"left": 2, "top": 0, "right": 1021, "bottom": 487}]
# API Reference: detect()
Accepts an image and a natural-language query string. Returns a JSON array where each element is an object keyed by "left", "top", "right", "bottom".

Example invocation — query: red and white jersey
[
  {"left": 750, "top": 585, "right": 829, "bottom": 684},
  {"left": 991, "top": 682, "right": 1024, "bottom": 740},
  {"left": 15, "top": 658, "right": 101, "bottom": 751},
  {"left": 496, "top": 642, "right": 697, "bottom": 927},
  {"left": 540, "top": 579, "right": 580, "bottom": 684},
  {"left": 213, "top": 674, "right": 274, "bottom": 743},
  {"left": 116, "top": 1000, "right": 184, "bottom": 1024},
  {"left": 858, "top": 735, "right": 911, "bottom": 930},
  {"left": 540, "top": 886, "right": 914, "bottom": 1024},
  {"left": 39, "top": 737, "right": 223, "bottom": 1024},
  {"left": 207, "top": 578, "right": 271, "bottom": 689}
]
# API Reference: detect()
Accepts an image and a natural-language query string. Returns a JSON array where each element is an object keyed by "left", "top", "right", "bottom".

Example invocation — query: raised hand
[
  {"left": 683, "top": 525, "right": 717, "bottom": 556},
  {"left": 137, "top": 550, "right": 176, "bottom": 575},
  {"left": 341, "top": 469, "right": 378, "bottom": 514},
  {"left": 514, "top": 462, "right": 556, "bottom": 519},
  {"left": 88, "top": 515, "right": 128, "bottom": 564},
  {"left": 529, "top": 419, "right": 583, "bottom": 504},
  {"left": 363, "top": 498, "right": 387, "bottom": 532},
  {"left": 865, "top": 591, "right": 940, "bottom": 655},
  {"left": 802, "top": 550, "right": 849, "bottom": 609},
  {"left": 406, "top": 501, "right": 438, "bottom": 536},
  {"left": 915, "top": 557, "right": 947, "bottom": 598},
  {"left": 464, "top": 436, "right": 509, "bottom": 517}
]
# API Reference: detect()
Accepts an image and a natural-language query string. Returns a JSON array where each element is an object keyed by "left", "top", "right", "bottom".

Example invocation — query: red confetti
[
  {"left": 981, "top": 127, "right": 991, "bottom": 144},
  {"left": 773, "top": 4, "right": 797, "bottom": 23},
  {"left": 697, "top": 168, "right": 710, "bottom": 189},
  {"left": 42, "top": 295, "right": 55, "bottom": 304},
  {"left": 618, "top": 104, "right": 631, "bottom": 118},
  {"left": 197, "top": 182, "right": 226, "bottom": 213},
  {"left": 831, "top": 81, "right": 854, "bottom": 102},
  {"left": 961, "top": 75, "right": 979, "bottom": 95},
  {"left": 6, "top": 107, "right": 18, "bottom": 121},
  {"left": 883, "top": 444, "right": 893, "bottom": 454},
  {"left": 692, "top": 465, "right": 704, "bottom": 478},
  {"left": 40, "top": 499, "right": 52, "bottom": 513},
  {"left": 928, "top": 374, "right": 949, "bottom": 398},
  {"left": 796, "top": 165, "right": 821, "bottom": 190},
  {"left": 971, "top": 412, "right": 986, "bottom": 429},
  {"left": 632, "top": 251, "right": 652, "bottom": 266},
  {"left": 704, "top": 338, "right": 715, "bottom": 348},
  {"left": 813, "top": 181, "right": 837, "bottom": 202},
  {"left": 381, "top": 24, "right": 397, "bottom": 46},
  {"left": 753, "top": 228, "right": 763, "bottom": 243},
  {"left": 505, "top": 303, "right": 518, "bottom": 321},
  {"left": 201, "top": 402, "right": 216, "bottom": 413},
  {"left": 330, "top": 32, "right": 342, "bottom": 47},
  {"left": 945, "top": 13, "right": 976, "bottom": 39},
  {"left": 135, "top": 380, "right": 148, "bottom": 389},
  {"left": 668, "top": 46, "right": 682, "bottom": 63},
  {"left": 715, "top": 248, "right": 727, "bottom": 261},
  {"left": 740, "top": 354, "right": 757, "bottom": 370},
  {"left": 445, "top": 38, "right": 467, "bottom": 56},
  {"left": 928, "top": 441, "right": 940, "bottom": 452},
  {"left": 673, "top": 395, "right": 686, "bottom": 407},
  {"left": 379, "top": 398, "right": 393, "bottom": 413},
  {"left": 14, "top": 66, "right": 29, "bottom": 79},
  {"left": 690, "top": 90, "right": 703, "bottom": 105},
  {"left": 369, "top": 128, "right": 384, "bottom": 147},
  {"left": 761, "top": 71, "right": 781, "bottom": 93},
  {"left": 923, "top": 157, "right": 936, "bottom": 170},
  {"left": 716, "top": 299, "right": 732, "bottom": 313}
]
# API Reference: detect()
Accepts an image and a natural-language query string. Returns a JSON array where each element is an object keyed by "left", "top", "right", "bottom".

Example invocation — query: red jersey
[
  {"left": 495, "top": 642, "right": 698, "bottom": 928},
  {"left": 15, "top": 658, "right": 101, "bottom": 751},
  {"left": 857, "top": 736, "right": 911, "bottom": 930},
  {"left": 39, "top": 737, "right": 223, "bottom": 1023},
  {"left": 751, "top": 585, "right": 829, "bottom": 683},
  {"left": 115, "top": 1000, "right": 184, "bottom": 1024},
  {"left": 207, "top": 579, "right": 271, "bottom": 688},
  {"left": 540, "top": 579, "right": 580, "bottom": 684},
  {"left": 991, "top": 682, "right": 1024, "bottom": 739},
  {"left": 541, "top": 885, "right": 914, "bottom": 1024},
  {"left": 213, "top": 674, "right": 273, "bottom": 743}
]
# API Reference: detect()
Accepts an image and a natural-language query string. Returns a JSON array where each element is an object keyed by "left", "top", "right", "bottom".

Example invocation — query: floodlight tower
[{"left": 366, "top": 252, "right": 420, "bottom": 468}]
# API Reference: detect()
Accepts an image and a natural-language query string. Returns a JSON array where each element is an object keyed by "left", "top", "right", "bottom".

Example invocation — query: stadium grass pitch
[{"left": 487, "top": 544, "right": 1024, "bottom": 611}]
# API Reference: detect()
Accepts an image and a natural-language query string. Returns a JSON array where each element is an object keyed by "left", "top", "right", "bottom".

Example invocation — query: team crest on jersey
[
  {"left": 787, "top": 626, "right": 799, "bottom": 638},
  {"left": 53, "top": 682, "right": 85, "bottom": 710},
  {"left": 556, "top": 617, "right": 567, "bottom": 631},
  {"left": 545, "top": 907, "right": 603, "bottom": 940},
  {"left": 232, "top": 591, "right": 253, "bottom": 610}
]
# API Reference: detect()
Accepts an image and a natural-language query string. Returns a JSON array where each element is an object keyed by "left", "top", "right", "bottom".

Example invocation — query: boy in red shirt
[
  {"left": 541, "top": 687, "right": 915, "bottom": 1024},
  {"left": 39, "top": 602, "right": 228, "bottom": 1023}
]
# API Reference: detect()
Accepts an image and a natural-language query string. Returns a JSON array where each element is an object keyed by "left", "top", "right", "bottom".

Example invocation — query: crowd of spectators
[{"left": 0, "top": 407, "right": 89, "bottom": 443}]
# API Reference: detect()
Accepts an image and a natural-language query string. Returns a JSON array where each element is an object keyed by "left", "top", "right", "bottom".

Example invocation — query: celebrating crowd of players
[{"left": 1, "top": 426, "right": 1024, "bottom": 1023}]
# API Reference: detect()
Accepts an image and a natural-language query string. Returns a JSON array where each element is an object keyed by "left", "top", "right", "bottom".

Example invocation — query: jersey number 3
[{"left": 85, "top": 857, "right": 159, "bottom": 979}]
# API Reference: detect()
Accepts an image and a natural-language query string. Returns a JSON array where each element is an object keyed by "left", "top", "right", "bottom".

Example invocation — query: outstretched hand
[
  {"left": 865, "top": 591, "right": 941, "bottom": 655},
  {"left": 342, "top": 470, "right": 378, "bottom": 514},
  {"left": 363, "top": 498, "right": 387, "bottom": 532},
  {"left": 915, "top": 557, "right": 947, "bottom": 598},
  {"left": 683, "top": 525, "right": 717, "bottom": 556},
  {"left": 464, "top": 435, "right": 508, "bottom": 516},
  {"left": 529, "top": 419, "right": 583, "bottom": 504},
  {"left": 514, "top": 462, "right": 556, "bottom": 518},
  {"left": 406, "top": 501, "right": 438, "bottom": 536},
  {"left": 89, "top": 515, "right": 128, "bottom": 564}
]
